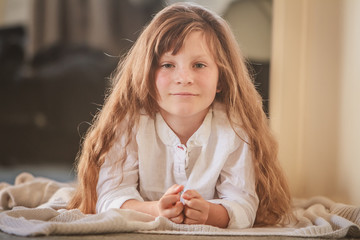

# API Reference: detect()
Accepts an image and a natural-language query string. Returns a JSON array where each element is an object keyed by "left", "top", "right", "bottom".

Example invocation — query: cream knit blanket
[{"left": 0, "top": 172, "right": 359, "bottom": 238}]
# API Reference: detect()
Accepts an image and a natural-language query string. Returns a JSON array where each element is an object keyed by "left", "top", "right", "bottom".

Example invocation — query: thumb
[{"left": 165, "top": 184, "right": 184, "bottom": 195}]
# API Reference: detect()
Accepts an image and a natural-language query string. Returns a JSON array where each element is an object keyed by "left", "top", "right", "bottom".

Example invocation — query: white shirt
[{"left": 96, "top": 103, "right": 259, "bottom": 229}]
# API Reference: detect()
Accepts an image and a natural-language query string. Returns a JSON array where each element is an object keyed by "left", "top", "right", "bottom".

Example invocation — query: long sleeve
[
  {"left": 94, "top": 105, "right": 259, "bottom": 229},
  {"left": 96, "top": 131, "right": 143, "bottom": 213},
  {"left": 209, "top": 139, "right": 259, "bottom": 229}
]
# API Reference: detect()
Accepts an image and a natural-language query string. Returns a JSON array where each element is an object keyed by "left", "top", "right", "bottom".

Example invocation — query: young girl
[{"left": 68, "top": 2, "right": 291, "bottom": 229}]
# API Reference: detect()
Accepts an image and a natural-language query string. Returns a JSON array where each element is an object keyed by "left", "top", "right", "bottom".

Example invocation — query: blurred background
[
  {"left": 0, "top": 0, "right": 359, "bottom": 206},
  {"left": 0, "top": 0, "right": 272, "bottom": 182}
]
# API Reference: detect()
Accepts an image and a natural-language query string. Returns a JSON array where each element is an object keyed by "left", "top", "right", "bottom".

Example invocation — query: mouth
[{"left": 171, "top": 92, "right": 198, "bottom": 96}]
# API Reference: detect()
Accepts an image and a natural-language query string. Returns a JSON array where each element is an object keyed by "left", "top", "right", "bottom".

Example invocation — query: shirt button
[{"left": 177, "top": 145, "right": 184, "bottom": 151}]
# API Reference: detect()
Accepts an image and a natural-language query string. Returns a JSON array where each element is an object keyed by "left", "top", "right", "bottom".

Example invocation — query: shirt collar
[{"left": 155, "top": 107, "right": 213, "bottom": 147}]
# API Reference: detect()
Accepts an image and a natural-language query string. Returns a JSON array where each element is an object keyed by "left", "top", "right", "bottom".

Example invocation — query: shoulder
[
  {"left": 136, "top": 112, "right": 157, "bottom": 142},
  {"left": 111, "top": 112, "right": 152, "bottom": 147},
  {"left": 212, "top": 102, "right": 236, "bottom": 135},
  {"left": 137, "top": 112, "right": 154, "bottom": 130},
  {"left": 211, "top": 102, "right": 249, "bottom": 147},
  {"left": 212, "top": 102, "right": 228, "bottom": 124}
]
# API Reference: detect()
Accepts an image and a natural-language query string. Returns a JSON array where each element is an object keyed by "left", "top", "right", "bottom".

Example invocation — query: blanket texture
[{"left": 0, "top": 172, "right": 359, "bottom": 238}]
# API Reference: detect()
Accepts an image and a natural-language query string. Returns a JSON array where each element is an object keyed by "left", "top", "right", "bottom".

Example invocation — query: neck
[{"left": 160, "top": 109, "right": 209, "bottom": 145}]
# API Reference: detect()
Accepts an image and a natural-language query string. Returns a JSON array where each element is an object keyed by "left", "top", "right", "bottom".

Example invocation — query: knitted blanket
[{"left": 0, "top": 172, "right": 359, "bottom": 238}]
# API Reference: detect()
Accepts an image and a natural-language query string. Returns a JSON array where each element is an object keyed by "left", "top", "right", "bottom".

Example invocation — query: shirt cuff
[
  {"left": 208, "top": 199, "right": 255, "bottom": 229},
  {"left": 96, "top": 187, "right": 144, "bottom": 213}
]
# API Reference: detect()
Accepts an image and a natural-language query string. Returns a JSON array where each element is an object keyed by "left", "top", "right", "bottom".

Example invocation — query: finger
[
  {"left": 160, "top": 201, "right": 183, "bottom": 218},
  {"left": 183, "top": 207, "right": 208, "bottom": 224},
  {"left": 165, "top": 184, "right": 184, "bottom": 196},
  {"left": 170, "top": 213, "right": 184, "bottom": 224},
  {"left": 183, "top": 198, "right": 204, "bottom": 210},
  {"left": 181, "top": 189, "right": 200, "bottom": 200},
  {"left": 183, "top": 205, "right": 202, "bottom": 220},
  {"left": 159, "top": 194, "right": 181, "bottom": 209},
  {"left": 174, "top": 201, "right": 184, "bottom": 214}
]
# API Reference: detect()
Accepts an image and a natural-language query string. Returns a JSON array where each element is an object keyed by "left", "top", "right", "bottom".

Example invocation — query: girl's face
[{"left": 155, "top": 31, "right": 219, "bottom": 122}]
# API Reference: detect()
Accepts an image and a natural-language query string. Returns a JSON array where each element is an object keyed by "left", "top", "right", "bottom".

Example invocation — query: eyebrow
[{"left": 160, "top": 53, "right": 213, "bottom": 60}]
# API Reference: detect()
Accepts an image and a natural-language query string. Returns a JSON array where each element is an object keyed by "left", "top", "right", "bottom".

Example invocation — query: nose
[{"left": 176, "top": 67, "right": 194, "bottom": 85}]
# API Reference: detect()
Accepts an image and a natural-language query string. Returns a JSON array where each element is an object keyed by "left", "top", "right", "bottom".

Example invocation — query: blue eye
[
  {"left": 194, "top": 63, "right": 206, "bottom": 68},
  {"left": 161, "top": 63, "right": 174, "bottom": 69}
]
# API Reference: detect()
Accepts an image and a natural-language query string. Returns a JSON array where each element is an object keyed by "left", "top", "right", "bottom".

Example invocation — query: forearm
[
  {"left": 206, "top": 202, "right": 230, "bottom": 228},
  {"left": 121, "top": 199, "right": 159, "bottom": 217}
]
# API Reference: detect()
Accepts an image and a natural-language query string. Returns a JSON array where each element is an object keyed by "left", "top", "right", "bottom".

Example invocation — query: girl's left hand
[{"left": 181, "top": 190, "right": 210, "bottom": 224}]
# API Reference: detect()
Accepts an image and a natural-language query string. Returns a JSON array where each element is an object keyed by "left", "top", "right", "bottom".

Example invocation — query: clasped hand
[{"left": 157, "top": 184, "right": 210, "bottom": 225}]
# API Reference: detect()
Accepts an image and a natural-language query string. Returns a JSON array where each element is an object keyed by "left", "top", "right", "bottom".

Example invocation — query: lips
[{"left": 171, "top": 92, "right": 198, "bottom": 96}]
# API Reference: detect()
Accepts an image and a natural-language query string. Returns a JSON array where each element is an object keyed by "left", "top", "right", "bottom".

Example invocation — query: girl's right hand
[{"left": 158, "top": 184, "right": 184, "bottom": 224}]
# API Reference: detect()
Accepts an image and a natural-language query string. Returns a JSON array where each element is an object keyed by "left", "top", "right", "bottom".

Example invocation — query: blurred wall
[
  {"left": 225, "top": 0, "right": 272, "bottom": 62},
  {"left": 0, "top": 0, "right": 162, "bottom": 167},
  {"left": 0, "top": 0, "right": 31, "bottom": 26},
  {"left": 337, "top": 0, "right": 360, "bottom": 206},
  {"left": 270, "top": 0, "right": 360, "bottom": 205},
  {"left": 223, "top": 0, "right": 272, "bottom": 115}
]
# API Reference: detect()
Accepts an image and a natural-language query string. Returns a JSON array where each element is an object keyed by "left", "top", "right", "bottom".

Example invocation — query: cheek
[
  {"left": 199, "top": 73, "right": 219, "bottom": 93},
  {"left": 155, "top": 71, "right": 169, "bottom": 96}
]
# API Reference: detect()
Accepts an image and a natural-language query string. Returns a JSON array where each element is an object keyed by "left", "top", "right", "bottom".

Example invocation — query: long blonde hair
[{"left": 68, "top": 2, "right": 292, "bottom": 226}]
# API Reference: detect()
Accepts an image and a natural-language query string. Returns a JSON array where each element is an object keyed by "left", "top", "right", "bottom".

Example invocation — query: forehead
[{"left": 159, "top": 31, "right": 216, "bottom": 59}]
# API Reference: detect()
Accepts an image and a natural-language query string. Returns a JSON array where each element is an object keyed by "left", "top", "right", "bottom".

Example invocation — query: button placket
[{"left": 174, "top": 144, "right": 188, "bottom": 185}]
